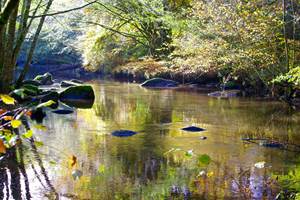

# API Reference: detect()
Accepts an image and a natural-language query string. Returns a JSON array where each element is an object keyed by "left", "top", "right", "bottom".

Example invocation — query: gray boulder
[{"left": 141, "top": 78, "right": 179, "bottom": 88}]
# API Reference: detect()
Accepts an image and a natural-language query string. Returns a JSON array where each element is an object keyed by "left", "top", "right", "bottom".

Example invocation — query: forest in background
[{"left": 0, "top": 0, "right": 299, "bottom": 102}]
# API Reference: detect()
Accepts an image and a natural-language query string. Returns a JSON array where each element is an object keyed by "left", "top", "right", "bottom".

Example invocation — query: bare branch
[{"left": 29, "top": 1, "right": 97, "bottom": 18}]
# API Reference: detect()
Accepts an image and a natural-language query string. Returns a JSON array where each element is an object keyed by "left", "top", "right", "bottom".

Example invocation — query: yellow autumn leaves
[{"left": 0, "top": 94, "right": 15, "bottom": 105}]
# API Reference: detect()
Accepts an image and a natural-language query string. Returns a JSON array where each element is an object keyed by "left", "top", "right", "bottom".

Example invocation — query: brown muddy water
[{"left": 1, "top": 81, "right": 300, "bottom": 200}]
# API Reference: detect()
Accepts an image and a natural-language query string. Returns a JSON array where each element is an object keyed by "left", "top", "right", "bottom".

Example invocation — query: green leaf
[
  {"left": 34, "top": 141, "right": 44, "bottom": 147},
  {"left": 22, "top": 130, "right": 33, "bottom": 139},
  {"left": 11, "top": 120, "right": 22, "bottom": 128},
  {"left": 0, "top": 95, "right": 15, "bottom": 105},
  {"left": 36, "top": 100, "right": 56, "bottom": 109},
  {"left": 198, "top": 154, "right": 211, "bottom": 166}
]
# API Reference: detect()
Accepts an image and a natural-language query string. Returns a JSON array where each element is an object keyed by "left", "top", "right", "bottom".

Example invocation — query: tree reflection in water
[{"left": 0, "top": 136, "right": 58, "bottom": 199}]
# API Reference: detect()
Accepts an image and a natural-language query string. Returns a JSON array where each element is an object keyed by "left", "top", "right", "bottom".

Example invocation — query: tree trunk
[
  {"left": 16, "top": 0, "right": 53, "bottom": 86},
  {"left": 0, "top": 2, "right": 18, "bottom": 92}
]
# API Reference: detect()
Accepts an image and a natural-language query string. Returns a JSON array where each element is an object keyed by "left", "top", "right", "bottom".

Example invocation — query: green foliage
[{"left": 273, "top": 66, "right": 300, "bottom": 90}]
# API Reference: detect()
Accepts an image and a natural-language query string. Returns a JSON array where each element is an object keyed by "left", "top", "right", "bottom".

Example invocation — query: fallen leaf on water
[
  {"left": 0, "top": 140, "right": 6, "bottom": 154},
  {"left": 207, "top": 171, "right": 214, "bottom": 177},
  {"left": 254, "top": 161, "right": 266, "bottom": 169},
  {"left": 185, "top": 149, "right": 193, "bottom": 157},
  {"left": 34, "top": 124, "right": 47, "bottom": 131},
  {"left": 69, "top": 155, "right": 77, "bottom": 167},
  {"left": 22, "top": 130, "right": 33, "bottom": 139},
  {"left": 34, "top": 141, "right": 44, "bottom": 147},
  {"left": 0, "top": 95, "right": 15, "bottom": 105},
  {"left": 11, "top": 120, "right": 22, "bottom": 128},
  {"left": 72, "top": 169, "right": 83, "bottom": 180},
  {"left": 36, "top": 100, "right": 56, "bottom": 109},
  {"left": 98, "top": 164, "right": 105, "bottom": 174}
]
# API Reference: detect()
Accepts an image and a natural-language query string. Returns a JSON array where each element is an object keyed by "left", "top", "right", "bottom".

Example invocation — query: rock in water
[
  {"left": 61, "top": 80, "right": 80, "bottom": 87},
  {"left": 59, "top": 85, "right": 95, "bottom": 108},
  {"left": 259, "top": 140, "right": 283, "bottom": 148},
  {"left": 182, "top": 126, "right": 205, "bottom": 132},
  {"left": 70, "top": 79, "right": 84, "bottom": 84},
  {"left": 112, "top": 130, "right": 137, "bottom": 137},
  {"left": 34, "top": 72, "right": 53, "bottom": 85},
  {"left": 141, "top": 78, "right": 179, "bottom": 88},
  {"left": 208, "top": 90, "right": 241, "bottom": 98},
  {"left": 52, "top": 109, "right": 74, "bottom": 114},
  {"left": 22, "top": 79, "right": 41, "bottom": 86}
]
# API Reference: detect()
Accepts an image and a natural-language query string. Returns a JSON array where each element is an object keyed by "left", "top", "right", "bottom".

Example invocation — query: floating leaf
[
  {"left": 197, "top": 170, "right": 206, "bottom": 177},
  {"left": 72, "top": 169, "right": 83, "bottom": 180},
  {"left": 198, "top": 154, "right": 211, "bottom": 166},
  {"left": 98, "top": 164, "right": 105, "bottom": 174},
  {"left": 34, "top": 141, "right": 44, "bottom": 147},
  {"left": 22, "top": 130, "right": 33, "bottom": 139},
  {"left": 11, "top": 120, "right": 22, "bottom": 128},
  {"left": 49, "top": 160, "right": 57, "bottom": 165},
  {"left": 0, "top": 95, "right": 15, "bottom": 105},
  {"left": 69, "top": 155, "right": 77, "bottom": 167},
  {"left": 34, "top": 124, "right": 47, "bottom": 131},
  {"left": 36, "top": 100, "right": 56, "bottom": 109},
  {"left": 254, "top": 161, "right": 266, "bottom": 169},
  {"left": 0, "top": 140, "right": 6, "bottom": 154},
  {"left": 207, "top": 171, "right": 214, "bottom": 177},
  {"left": 185, "top": 149, "right": 193, "bottom": 157}
]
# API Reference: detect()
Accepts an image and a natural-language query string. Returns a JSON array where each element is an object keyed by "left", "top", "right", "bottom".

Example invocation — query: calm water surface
[{"left": 3, "top": 81, "right": 300, "bottom": 199}]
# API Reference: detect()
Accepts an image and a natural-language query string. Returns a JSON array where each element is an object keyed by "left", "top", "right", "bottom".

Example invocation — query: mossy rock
[
  {"left": 34, "top": 72, "right": 53, "bottom": 85},
  {"left": 22, "top": 79, "right": 41, "bottom": 86},
  {"left": 59, "top": 85, "right": 95, "bottom": 108}
]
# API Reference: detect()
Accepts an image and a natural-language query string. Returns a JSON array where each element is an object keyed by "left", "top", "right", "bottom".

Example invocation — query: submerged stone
[
  {"left": 208, "top": 90, "right": 241, "bottom": 98},
  {"left": 59, "top": 85, "right": 95, "bottom": 108},
  {"left": 112, "top": 130, "right": 137, "bottom": 137},
  {"left": 182, "top": 126, "right": 205, "bottom": 132},
  {"left": 141, "top": 78, "right": 179, "bottom": 88},
  {"left": 259, "top": 141, "right": 284, "bottom": 148}
]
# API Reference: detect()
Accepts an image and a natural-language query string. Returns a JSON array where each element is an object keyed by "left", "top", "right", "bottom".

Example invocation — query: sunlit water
[{"left": 2, "top": 81, "right": 300, "bottom": 199}]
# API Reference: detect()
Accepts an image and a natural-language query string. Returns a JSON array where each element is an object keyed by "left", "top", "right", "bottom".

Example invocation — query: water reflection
[{"left": 1, "top": 81, "right": 300, "bottom": 199}]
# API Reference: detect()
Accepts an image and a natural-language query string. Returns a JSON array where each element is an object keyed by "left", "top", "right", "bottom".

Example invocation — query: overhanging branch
[{"left": 28, "top": 0, "right": 97, "bottom": 18}]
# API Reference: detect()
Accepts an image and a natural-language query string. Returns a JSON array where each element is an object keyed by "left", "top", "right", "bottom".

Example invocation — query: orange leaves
[
  {"left": 0, "top": 109, "right": 7, "bottom": 115},
  {"left": 0, "top": 140, "right": 6, "bottom": 154},
  {"left": 3, "top": 116, "right": 13, "bottom": 121}
]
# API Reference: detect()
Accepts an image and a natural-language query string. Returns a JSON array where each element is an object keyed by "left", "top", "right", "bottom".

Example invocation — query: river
[{"left": 2, "top": 81, "right": 300, "bottom": 199}]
